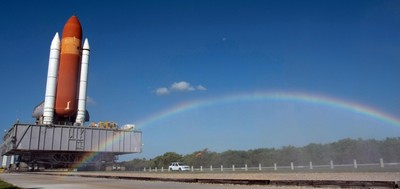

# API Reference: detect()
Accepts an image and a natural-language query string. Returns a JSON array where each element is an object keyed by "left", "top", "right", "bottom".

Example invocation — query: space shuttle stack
[{"left": 42, "top": 16, "right": 90, "bottom": 126}]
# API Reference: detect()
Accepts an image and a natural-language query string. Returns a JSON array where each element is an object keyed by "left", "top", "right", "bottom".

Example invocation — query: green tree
[
  {"left": 151, "top": 152, "right": 182, "bottom": 168},
  {"left": 182, "top": 148, "right": 216, "bottom": 167},
  {"left": 381, "top": 137, "right": 400, "bottom": 162},
  {"left": 122, "top": 137, "right": 400, "bottom": 170},
  {"left": 121, "top": 158, "right": 150, "bottom": 171}
]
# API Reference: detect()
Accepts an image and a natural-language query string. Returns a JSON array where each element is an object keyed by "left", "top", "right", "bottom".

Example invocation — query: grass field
[{"left": 0, "top": 179, "right": 20, "bottom": 189}]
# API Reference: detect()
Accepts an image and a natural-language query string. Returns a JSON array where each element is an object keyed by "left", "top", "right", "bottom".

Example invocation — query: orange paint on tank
[{"left": 55, "top": 16, "right": 82, "bottom": 117}]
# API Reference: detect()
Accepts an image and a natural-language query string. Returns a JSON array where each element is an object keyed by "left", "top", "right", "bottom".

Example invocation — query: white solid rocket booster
[
  {"left": 43, "top": 33, "right": 61, "bottom": 124},
  {"left": 75, "top": 38, "right": 90, "bottom": 125}
]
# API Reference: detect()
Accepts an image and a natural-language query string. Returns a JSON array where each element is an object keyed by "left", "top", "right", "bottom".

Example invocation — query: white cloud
[
  {"left": 156, "top": 87, "right": 170, "bottom": 95},
  {"left": 171, "top": 81, "right": 195, "bottom": 91},
  {"left": 156, "top": 81, "right": 206, "bottom": 96},
  {"left": 196, "top": 85, "right": 206, "bottom": 91}
]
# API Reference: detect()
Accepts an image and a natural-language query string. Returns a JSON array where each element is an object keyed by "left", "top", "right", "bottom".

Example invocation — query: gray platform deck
[{"left": 1, "top": 124, "right": 142, "bottom": 155}]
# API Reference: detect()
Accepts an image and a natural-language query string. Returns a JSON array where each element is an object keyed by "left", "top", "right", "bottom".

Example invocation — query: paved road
[{"left": 0, "top": 173, "right": 297, "bottom": 189}]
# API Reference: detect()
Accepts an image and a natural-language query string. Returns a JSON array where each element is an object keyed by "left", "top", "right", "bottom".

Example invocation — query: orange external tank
[{"left": 55, "top": 16, "right": 82, "bottom": 117}]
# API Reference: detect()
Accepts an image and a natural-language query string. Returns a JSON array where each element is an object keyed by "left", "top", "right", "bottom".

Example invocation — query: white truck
[{"left": 168, "top": 162, "right": 190, "bottom": 171}]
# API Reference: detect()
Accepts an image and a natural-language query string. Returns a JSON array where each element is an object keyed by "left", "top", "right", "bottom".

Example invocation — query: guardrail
[{"left": 143, "top": 158, "right": 400, "bottom": 172}]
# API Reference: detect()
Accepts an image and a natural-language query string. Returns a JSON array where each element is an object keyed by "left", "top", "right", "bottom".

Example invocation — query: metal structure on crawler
[{"left": 0, "top": 16, "right": 142, "bottom": 171}]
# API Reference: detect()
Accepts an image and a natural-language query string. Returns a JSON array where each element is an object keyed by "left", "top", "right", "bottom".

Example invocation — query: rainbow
[
  {"left": 72, "top": 91, "right": 400, "bottom": 168},
  {"left": 136, "top": 91, "right": 400, "bottom": 129},
  {"left": 71, "top": 131, "right": 128, "bottom": 169}
]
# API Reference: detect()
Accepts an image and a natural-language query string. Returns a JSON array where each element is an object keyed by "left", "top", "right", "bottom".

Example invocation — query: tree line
[{"left": 121, "top": 137, "right": 400, "bottom": 171}]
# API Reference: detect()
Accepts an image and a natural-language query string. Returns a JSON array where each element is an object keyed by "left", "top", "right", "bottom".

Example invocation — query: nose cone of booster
[
  {"left": 55, "top": 15, "right": 83, "bottom": 117},
  {"left": 62, "top": 16, "right": 82, "bottom": 39}
]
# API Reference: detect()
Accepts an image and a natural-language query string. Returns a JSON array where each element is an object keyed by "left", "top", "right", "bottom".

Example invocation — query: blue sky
[{"left": 1, "top": 0, "right": 400, "bottom": 159}]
